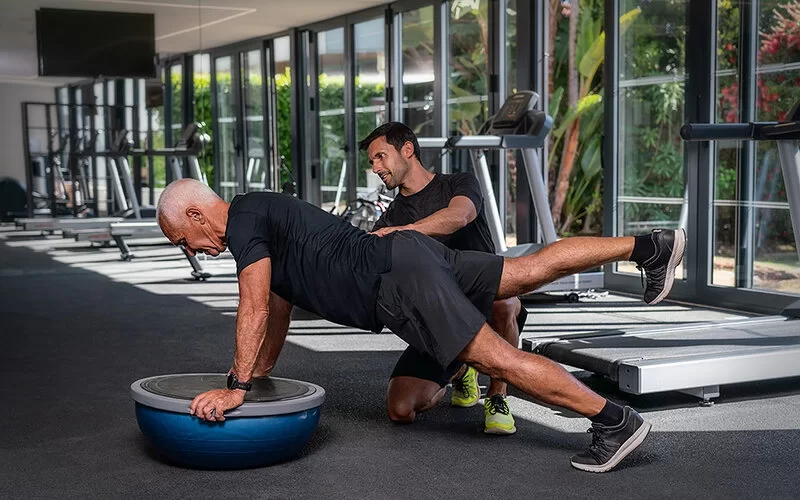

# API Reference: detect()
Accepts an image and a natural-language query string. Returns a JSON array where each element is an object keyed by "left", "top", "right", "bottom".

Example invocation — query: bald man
[{"left": 156, "top": 178, "right": 686, "bottom": 473}]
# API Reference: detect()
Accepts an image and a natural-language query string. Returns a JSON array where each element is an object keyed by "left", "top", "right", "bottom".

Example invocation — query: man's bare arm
[
  {"left": 232, "top": 257, "right": 273, "bottom": 382},
  {"left": 253, "top": 292, "right": 293, "bottom": 377},
  {"left": 373, "top": 196, "right": 477, "bottom": 238},
  {"left": 189, "top": 257, "right": 272, "bottom": 421}
]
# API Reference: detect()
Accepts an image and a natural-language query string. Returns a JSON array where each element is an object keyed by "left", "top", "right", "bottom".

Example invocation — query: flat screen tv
[{"left": 36, "top": 8, "right": 156, "bottom": 78}]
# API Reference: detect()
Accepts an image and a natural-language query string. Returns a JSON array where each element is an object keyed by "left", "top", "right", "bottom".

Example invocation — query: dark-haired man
[{"left": 360, "top": 122, "right": 524, "bottom": 434}]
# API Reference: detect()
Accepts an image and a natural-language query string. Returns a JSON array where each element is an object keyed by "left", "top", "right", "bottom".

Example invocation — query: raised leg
[{"left": 496, "top": 236, "right": 634, "bottom": 300}]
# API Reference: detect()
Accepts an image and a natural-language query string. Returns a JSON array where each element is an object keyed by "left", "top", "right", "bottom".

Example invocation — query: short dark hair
[{"left": 358, "top": 122, "right": 421, "bottom": 162}]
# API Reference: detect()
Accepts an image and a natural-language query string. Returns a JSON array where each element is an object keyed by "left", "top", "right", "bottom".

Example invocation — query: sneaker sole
[
  {"left": 484, "top": 424, "right": 517, "bottom": 435},
  {"left": 570, "top": 421, "right": 652, "bottom": 473},
  {"left": 647, "top": 229, "right": 686, "bottom": 305},
  {"left": 451, "top": 399, "right": 480, "bottom": 408}
]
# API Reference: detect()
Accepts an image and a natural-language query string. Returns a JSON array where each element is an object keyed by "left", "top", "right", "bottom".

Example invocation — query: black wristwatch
[{"left": 226, "top": 371, "right": 252, "bottom": 391}]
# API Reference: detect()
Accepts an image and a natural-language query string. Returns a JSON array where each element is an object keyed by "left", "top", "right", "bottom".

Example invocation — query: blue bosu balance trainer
[{"left": 130, "top": 374, "right": 325, "bottom": 469}]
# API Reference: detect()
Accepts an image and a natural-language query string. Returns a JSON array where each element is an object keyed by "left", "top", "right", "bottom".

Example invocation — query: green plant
[{"left": 548, "top": 1, "right": 640, "bottom": 234}]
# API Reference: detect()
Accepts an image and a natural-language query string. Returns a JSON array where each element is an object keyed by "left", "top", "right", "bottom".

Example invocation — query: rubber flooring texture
[{"left": 1, "top": 237, "right": 799, "bottom": 499}]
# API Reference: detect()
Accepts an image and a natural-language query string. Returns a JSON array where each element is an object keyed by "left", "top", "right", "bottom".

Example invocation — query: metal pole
[
  {"left": 108, "top": 157, "right": 129, "bottom": 213},
  {"left": 470, "top": 150, "right": 508, "bottom": 253},
  {"left": 117, "top": 155, "right": 141, "bottom": 218},
  {"left": 22, "top": 103, "right": 34, "bottom": 217},
  {"left": 47, "top": 105, "right": 58, "bottom": 216},
  {"left": 521, "top": 147, "right": 557, "bottom": 244}
]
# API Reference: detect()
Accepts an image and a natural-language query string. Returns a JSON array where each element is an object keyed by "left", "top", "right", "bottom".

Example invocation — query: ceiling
[{"left": 0, "top": 0, "right": 387, "bottom": 86}]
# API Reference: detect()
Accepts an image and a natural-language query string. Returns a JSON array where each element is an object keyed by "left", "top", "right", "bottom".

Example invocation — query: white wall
[{"left": 0, "top": 82, "right": 58, "bottom": 185}]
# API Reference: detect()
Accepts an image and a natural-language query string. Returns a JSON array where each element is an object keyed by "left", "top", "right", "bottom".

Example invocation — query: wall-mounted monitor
[{"left": 36, "top": 8, "right": 156, "bottom": 78}]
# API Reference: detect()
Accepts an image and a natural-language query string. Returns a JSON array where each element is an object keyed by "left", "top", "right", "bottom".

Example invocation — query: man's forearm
[
  {"left": 410, "top": 207, "right": 470, "bottom": 238},
  {"left": 253, "top": 297, "right": 292, "bottom": 376},
  {"left": 232, "top": 307, "right": 269, "bottom": 382}
]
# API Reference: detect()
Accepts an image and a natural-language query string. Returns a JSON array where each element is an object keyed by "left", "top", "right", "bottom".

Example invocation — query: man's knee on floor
[{"left": 387, "top": 398, "right": 417, "bottom": 424}]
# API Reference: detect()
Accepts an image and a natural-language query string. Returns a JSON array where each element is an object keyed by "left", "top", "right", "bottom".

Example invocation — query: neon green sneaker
[
  {"left": 451, "top": 366, "right": 480, "bottom": 407},
  {"left": 484, "top": 394, "right": 516, "bottom": 435}
]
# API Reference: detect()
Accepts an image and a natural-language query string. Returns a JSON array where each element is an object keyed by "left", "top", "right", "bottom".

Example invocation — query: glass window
[
  {"left": 274, "top": 36, "right": 293, "bottom": 186},
  {"left": 505, "top": 0, "right": 518, "bottom": 246},
  {"left": 617, "top": 1, "right": 687, "bottom": 279},
  {"left": 713, "top": 0, "right": 740, "bottom": 286},
  {"left": 399, "top": 6, "right": 441, "bottom": 172},
  {"left": 242, "top": 49, "right": 266, "bottom": 192},
  {"left": 448, "top": 0, "right": 489, "bottom": 138},
  {"left": 215, "top": 55, "right": 238, "bottom": 201},
  {"left": 193, "top": 53, "right": 213, "bottom": 188},
  {"left": 354, "top": 17, "right": 387, "bottom": 198},
  {"left": 713, "top": 1, "right": 800, "bottom": 293},
  {"left": 546, "top": 0, "right": 605, "bottom": 238},
  {"left": 318, "top": 27, "right": 347, "bottom": 213},
  {"left": 170, "top": 64, "right": 183, "bottom": 142},
  {"left": 151, "top": 68, "right": 167, "bottom": 199},
  {"left": 752, "top": 0, "right": 800, "bottom": 293}
]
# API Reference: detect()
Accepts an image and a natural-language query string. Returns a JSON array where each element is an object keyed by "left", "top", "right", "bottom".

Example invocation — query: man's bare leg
[
  {"left": 458, "top": 323, "right": 652, "bottom": 472},
  {"left": 496, "top": 236, "right": 634, "bottom": 300},
  {"left": 459, "top": 324, "right": 605, "bottom": 415},
  {"left": 485, "top": 297, "right": 522, "bottom": 398}
]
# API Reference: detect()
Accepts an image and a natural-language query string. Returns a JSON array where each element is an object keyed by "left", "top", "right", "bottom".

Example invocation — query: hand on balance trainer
[{"left": 189, "top": 389, "right": 246, "bottom": 422}]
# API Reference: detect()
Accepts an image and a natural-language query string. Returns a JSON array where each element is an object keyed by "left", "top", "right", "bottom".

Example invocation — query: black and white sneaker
[
  {"left": 570, "top": 406, "right": 652, "bottom": 473},
  {"left": 638, "top": 229, "right": 686, "bottom": 305}
]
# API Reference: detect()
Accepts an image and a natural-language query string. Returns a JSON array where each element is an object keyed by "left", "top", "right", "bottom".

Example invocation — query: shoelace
[
  {"left": 586, "top": 426, "right": 615, "bottom": 461},
  {"left": 453, "top": 374, "right": 471, "bottom": 398},
  {"left": 486, "top": 395, "right": 510, "bottom": 416},
  {"left": 636, "top": 263, "right": 666, "bottom": 291}
]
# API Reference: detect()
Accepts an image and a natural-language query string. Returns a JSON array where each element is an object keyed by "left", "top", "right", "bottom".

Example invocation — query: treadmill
[
  {"left": 418, "top": 91, "right": 604, "bottom": 298},
  {"left": 71, "top": 125, "right": 213, "bottom": 280},
  {"left": 523, "top": 106, "right": 800, "bottom": 404}
]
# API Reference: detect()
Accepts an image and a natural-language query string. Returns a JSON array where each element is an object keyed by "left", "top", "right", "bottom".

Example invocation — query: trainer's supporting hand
[
  {"left": 189, "top": 389, "right": 246, "bottom": 422},
  {"left": 371, "top": 225, "right": 414, "bottom": 237}
]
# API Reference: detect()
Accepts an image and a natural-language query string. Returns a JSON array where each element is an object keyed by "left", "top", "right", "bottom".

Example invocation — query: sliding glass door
[{"left": 211, "top": 44, "right": 273, "bottom": 201}]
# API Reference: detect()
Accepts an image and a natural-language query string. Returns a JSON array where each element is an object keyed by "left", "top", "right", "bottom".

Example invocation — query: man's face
[
  {"left": 166, "top": 210, "right": 226, "bottom": 257},
  {"left": 367, "top": 136, "right": 411, "bottom": 190}
]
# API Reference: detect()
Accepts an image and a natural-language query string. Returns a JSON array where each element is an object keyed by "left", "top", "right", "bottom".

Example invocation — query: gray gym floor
[{"left": 1, "top": 227, "right": 798, "bottom": 499}]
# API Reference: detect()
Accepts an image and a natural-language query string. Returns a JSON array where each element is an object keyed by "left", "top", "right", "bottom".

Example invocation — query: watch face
[{"left": 226, "top": 372, "right": 235, "bottom": 389}]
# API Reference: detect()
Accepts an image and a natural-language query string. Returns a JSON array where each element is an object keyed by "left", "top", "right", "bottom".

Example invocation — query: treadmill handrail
[
  {"left": 680, "top": 121, "right": 800, "bottom": 141},
  {"left": 416, "top": 138, "right": 448, "bottom": 148},
  {"left": 418, "top": 135, "right": 549, "bottom": 150}
]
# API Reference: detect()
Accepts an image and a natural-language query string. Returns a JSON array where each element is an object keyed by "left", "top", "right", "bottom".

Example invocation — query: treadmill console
[{"left": 492, "top": 91, "right": 539, "bottom": 130}]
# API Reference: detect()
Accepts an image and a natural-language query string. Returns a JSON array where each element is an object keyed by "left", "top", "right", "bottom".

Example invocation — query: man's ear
[
  {"left": 402, "top": 141, "right": 415, "bottom": 160},
  {"left": 186, "top": 207, "right": 205, "bottom": 224}
]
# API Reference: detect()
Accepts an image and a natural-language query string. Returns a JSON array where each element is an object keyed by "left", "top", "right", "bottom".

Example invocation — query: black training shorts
[
  {"left": 376, "top": 231, "right": 504, "bottom": 368},
  {"left": 390, "top": 307, "right": 529, "bottom": 386},
  {"left": 390, "top": 346, "right": 463, "bottom": 386}
]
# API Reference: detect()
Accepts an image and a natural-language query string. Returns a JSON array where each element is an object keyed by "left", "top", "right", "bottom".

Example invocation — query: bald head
[
  {"left": 156, "top": 179, "right": 229, "bottom": 257},
  {"left": 156, "top": 179, "right": 220, "bottom": 233}
]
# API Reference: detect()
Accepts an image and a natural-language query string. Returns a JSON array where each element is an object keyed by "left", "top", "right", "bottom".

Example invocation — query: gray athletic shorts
[{"left": 375, "top": 231, "right": 504, "bottom": 368}]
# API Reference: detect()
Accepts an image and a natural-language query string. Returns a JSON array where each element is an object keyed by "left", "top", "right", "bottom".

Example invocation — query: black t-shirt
[
  {"left": 225, "top": 192, "right": 393, "bottom": 332},
  {"left": 373, "top": 173, "right": 496, "bottom": 253}
]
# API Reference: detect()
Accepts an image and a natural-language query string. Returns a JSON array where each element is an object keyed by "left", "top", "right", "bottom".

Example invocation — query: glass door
[
  {"left": 212, "top": 45, "right": 272, "bottom": 200},
  {"left": 615, "top": 0, "right": 688, "bottom": 280},
  {"left": 353, "top": 17, "right": 387, "bottom": 199},
  {"left": 214, "top": 54, "right": 239, "bottom": 201},
  {"left": 317, "top": 27, "right": 347, "bottom": 213},
  {"left": 242, "top": 49, "right": 268, "bottom": 192}
]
